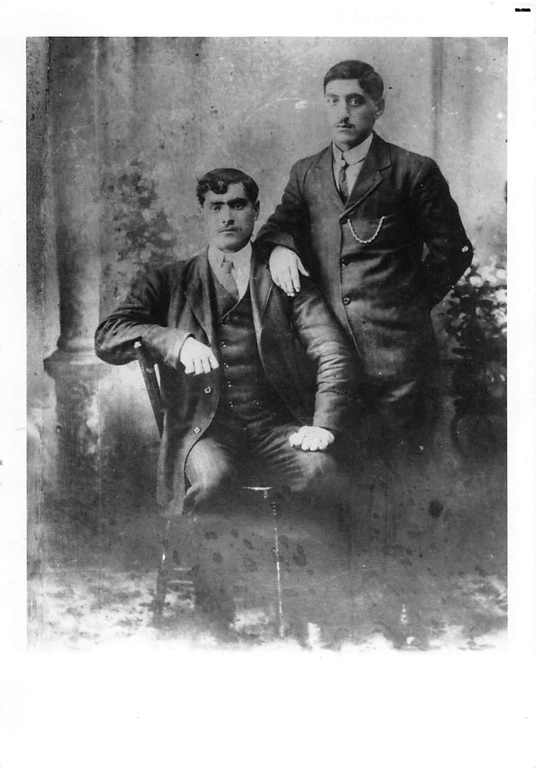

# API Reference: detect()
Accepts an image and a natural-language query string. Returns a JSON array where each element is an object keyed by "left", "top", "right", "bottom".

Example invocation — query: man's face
[
  {"left": 324, "top": 79, "right": 384, "bottom": 151},
  {"left": 203, "top": 182, "right": 259, "bottom": 253}
]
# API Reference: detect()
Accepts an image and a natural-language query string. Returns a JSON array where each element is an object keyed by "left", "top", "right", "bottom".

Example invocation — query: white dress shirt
[
  {"left": 208, "top": 242, "right": 252, "bottom": 299},
  {"left": 332, "top": 132, "right": 374, "bottom": 198}
]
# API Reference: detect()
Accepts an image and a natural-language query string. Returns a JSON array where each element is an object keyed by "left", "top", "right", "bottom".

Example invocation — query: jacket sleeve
[
  {"left": 95, "top": 267, "right": 190, "bottom": 368},
  {"left": 290, "top": 278, "right": 360, "bottom": 434},
  {"left": 409, "top": 158, "right": 473, "bottom": 307},
  {"left": 255, "top": 160, "right": 311, "bottom": 266}
]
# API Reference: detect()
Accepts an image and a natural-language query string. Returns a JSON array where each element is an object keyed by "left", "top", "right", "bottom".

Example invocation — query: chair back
[{"left": 134, "top": 341, "right": 164, "bottom": 437}]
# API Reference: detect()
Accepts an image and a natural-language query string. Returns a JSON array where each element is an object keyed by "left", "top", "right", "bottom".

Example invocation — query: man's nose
[
  {"left": 221, "top": 206, "right": 234, "bottom": 223},
  {"left": 336, "top": 101, "right": 350, "bottom": 120}
]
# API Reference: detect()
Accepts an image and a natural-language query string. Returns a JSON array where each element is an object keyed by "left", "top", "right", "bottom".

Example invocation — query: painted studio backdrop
[{"left": 27, "top": 38, "right": 507, "bottom": 646}]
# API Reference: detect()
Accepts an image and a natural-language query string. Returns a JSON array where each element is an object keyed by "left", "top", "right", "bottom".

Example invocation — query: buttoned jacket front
[
  {"left": 95, "top": 248, "right": 358, "bottom": 516},
  {"left": 256, "top": 133, "right": 473, "bottom": 384}
]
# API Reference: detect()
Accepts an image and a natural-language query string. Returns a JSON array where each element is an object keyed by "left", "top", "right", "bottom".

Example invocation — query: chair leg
[
  {"left": 266, "top": 489, "right": 285, "bottom": 639},
  {"left": 153, "top": 519, "right": 171, "bottom": 617},
  {"left": 156, "top": 489, "right": 285, "bottom": 633},
  {"left": 154, "top": 519, "right": 196, "bottom": 619},
  {"left": 242, "top": 485, "right": 285, "bottom": 639}
]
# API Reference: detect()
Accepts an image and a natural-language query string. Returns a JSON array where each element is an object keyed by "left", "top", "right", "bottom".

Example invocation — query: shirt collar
[
  {"left": 333, "top": 132, "right": 374, "bottom": 166},
  {"left": 208, "top": 241, "right": 252, "bottom": 267}
]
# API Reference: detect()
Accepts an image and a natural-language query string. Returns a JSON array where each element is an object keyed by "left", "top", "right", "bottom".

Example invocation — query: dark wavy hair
[
  {"left": 323, "top": 60, "right": 384, "bottom": 101},
  {"left": 196, "top": 168, "right": 259, "bottom": 206}
]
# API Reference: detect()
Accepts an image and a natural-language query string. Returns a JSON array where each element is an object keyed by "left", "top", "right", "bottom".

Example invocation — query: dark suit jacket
[
  {"left": 256, "top": 132, "right": 473, "bottom": 384},
  {"left": 95, "top": 247, "right": 358, "bottom": 516}
]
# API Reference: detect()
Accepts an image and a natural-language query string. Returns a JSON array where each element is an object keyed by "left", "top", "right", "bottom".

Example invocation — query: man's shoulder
[
  {"left": 149, "top": 248, "right": 207, "bottom": 275},
  {"left": 290, "top": 146, "right": 331, "bottom": 175},
  {"left": 169, "top": 247, "right": 208, "bottom": 268},
  {"left": 376, "top": 134, "right": 437, "bottom": 171},
  {"left": 134, "top": 248, "right": 208, "bottom": 288}
]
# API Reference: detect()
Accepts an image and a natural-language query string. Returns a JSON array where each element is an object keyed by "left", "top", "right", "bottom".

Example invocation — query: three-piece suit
[
  {"left": 95, "top": 247, "right": 358, "bottom": 516},
  {"left": 256, "top": 132, "right": 473, "bottom": 436}
]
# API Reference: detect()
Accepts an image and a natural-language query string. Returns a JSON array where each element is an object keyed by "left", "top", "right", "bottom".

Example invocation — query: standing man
[
  {"left": 95, "top": 168, "right": 358, "bottom": 517},
  {"left": 256, "top": 60, "right": 473, "bottom": 449}
]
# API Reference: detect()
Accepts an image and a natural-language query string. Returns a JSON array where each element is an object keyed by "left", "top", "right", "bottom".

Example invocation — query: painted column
[{"left": 44, "top": 38, "right": 109, "bottom": 525}]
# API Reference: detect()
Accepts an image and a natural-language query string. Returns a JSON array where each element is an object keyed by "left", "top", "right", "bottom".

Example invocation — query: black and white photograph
[
  {"left": 1, "top": 10, "right": 535, "bottom": 768},
  {"left": 26, "top": 36, "right": 508, "bottom": 650}
]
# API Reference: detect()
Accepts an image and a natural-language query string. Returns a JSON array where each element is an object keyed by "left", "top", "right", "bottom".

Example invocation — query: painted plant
[{"left": 101, "top": 160, "right": 178, "bottom": 301}]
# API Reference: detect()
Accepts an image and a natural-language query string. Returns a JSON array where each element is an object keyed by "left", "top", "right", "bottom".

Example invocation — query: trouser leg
[
  {"left": 184, "top": 418, "right": 352, "bottom": 515},
  {"left": 359, "top": 375, "right": 441, "bottom": 550},
  {"left": 183, "top": 435, "right": 241, "bottom": 514},
  {"left": 363, "top": 374, "right": 440, "bottom": 460},
  {"left": 251, "top": 423, "right": 351, "bottom": 510}
]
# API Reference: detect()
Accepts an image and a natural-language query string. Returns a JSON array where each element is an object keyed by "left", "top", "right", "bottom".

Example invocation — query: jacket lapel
[
  {"left": 184, "top": 246, "right": 272, "bottom": 349},
  {"left": 341, "top": 133, "right": 391, "bottom": 220},
  {"left": 183, "top": 250, "right": 217, "bottom": 348},
  {"left": 250, "top": 245, "right": 273, "bottom": 346},
  {"left": 313, "top": 146, "right": 346, "bottom": 213}
]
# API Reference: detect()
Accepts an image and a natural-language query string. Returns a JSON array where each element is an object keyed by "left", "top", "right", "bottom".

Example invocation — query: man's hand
[
  {"left": 269, "top": 246, "right": 310, "bottom": 297},
  {"left": 288, "top": 426, "right": 335, "bottom": 452},
  {"left": 179, "top": 337, "right": 219, "bottom": 375}
]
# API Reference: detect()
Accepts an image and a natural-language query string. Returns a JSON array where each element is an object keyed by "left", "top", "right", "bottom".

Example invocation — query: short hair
[
  {"left": 196, "top": 168, "right": 259, "bottom": 206},
  {"left": 323, "top": 60, "right": 384, "bottom": 101}
]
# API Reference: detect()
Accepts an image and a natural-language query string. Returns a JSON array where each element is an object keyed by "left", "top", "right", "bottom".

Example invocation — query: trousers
[{"left": 183, "top": 416, "right": 349, "bottom": 515}]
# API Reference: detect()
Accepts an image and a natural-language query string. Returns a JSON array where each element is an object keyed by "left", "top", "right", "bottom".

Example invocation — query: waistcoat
[{"left": 211, "top": 273, "right": 289, "bottom": 428}]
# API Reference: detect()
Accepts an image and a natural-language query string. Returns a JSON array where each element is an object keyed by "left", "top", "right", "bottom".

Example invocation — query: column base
[{"left": 44, "top": 348, "right": 110, "bottom": 525}]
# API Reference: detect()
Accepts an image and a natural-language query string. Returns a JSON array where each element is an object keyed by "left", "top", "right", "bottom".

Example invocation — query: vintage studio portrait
[{"left": 27, "top": 37, "right": 507, "bottom": 650}]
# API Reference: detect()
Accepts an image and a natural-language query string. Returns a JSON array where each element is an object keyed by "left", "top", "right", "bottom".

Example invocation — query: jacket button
[
  {"left": 193, "top": 427, "right": 201, "bottom": 434},
  {"left": 204, "top": 386, "right": 212, "bottom": 394},
  {"left": 343, "top": 297, "right": 351, "bottom": 305},
  {"left": 341, "top": 258, "right": 348, "bottom": 267}
]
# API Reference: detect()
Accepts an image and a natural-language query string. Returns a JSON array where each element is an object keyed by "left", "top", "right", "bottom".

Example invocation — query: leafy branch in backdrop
[{"left": 102, "top": 160, "right": 178, "bottom": 299}]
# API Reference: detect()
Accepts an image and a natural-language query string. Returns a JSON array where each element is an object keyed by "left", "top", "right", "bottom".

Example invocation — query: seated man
[{"left": 95, "top": 168, "right": 359, "bottom": 517}]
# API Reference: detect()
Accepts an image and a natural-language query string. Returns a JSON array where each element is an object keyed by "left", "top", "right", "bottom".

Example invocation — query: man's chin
[
  {"left": 216, "top": 237, "right": 249, "bottom": 253},
  {"left": 333, "top": 129, "right": 358, "bottom": 145}
]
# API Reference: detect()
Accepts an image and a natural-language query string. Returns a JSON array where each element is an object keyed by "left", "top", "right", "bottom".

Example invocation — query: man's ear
[
  {"left": 375, "top": 98, "right": 385, "bottom": 119},
  {"left": 254, "top": 201, "right": 260, "bottom": 219}
]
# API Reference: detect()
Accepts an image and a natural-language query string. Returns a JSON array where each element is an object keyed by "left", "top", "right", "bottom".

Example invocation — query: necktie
[
  {"left": 338, "top": 159, "right": 349, "bottom": 204},
  {"left": 221, "top": 254, "right": 239, "bottom": 298}
]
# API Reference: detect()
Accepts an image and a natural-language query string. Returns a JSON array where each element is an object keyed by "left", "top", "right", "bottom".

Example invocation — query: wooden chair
[{"left": 133, "top": 342, "right": 284, "bottom": 634}]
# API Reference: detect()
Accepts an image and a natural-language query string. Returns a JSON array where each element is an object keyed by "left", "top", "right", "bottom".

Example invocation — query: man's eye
[
  {"left": 348, "top": 98, "right": 364, "bottom": 107},
  {"left": 232, "top": 203, "right": 246, "bottom": 210}
]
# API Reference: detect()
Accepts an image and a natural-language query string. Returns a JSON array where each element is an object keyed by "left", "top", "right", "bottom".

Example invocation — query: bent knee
[
  {"left": 289, "top": 451, "right": 341, "bottom": 495},
  {"left": 190, "top": 468, "right": 235, "bottom": 499}
]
